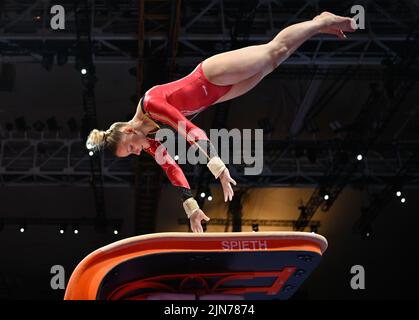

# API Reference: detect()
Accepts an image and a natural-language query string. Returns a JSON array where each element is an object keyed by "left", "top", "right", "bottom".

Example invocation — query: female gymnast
[{"left": 86, "top": 12, "right": 356, "bottom": 233}]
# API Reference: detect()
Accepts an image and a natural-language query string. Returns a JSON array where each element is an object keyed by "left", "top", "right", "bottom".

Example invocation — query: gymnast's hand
[
  {"left": 190, "top": 209, "right": 210, "bottom": 233},
  {"left": 313, "top": 11, "right": 357, "bottom": 39},
  {"left": 219, "top": 168, "right": 237, "bottom": 202}
]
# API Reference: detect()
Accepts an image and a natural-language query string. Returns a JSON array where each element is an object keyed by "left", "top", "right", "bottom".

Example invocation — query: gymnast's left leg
[{"left": 202, "top": 12, "right": 356, "bottom": 101}]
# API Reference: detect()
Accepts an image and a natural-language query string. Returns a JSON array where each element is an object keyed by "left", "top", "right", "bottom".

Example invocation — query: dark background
[{"left": 0, "top": 0, "right": 418, "bottom": 300}]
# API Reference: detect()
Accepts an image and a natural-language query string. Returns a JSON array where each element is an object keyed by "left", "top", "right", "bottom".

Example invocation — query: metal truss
[
  {"left": 1, "top": 0, "right": 418, "bottom": 66},
  {"left": 1, "top": 133, "right": 418, "bottom": 188},
  {"left": 293, "top": 18, "right": 419, "bottom": 231}
]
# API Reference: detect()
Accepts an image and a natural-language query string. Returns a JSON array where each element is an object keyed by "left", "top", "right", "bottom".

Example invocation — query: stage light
[
  {"left": 207, "top": 196, "right": 213, "bottom": 201},
  {"left": 113, "top": 223, "right": 121, "bottom": 235},
  {"left": 396, "top": 191, "right": 401, "bottom": 197},
  {"left": 59, "top": 224, "right": 66, "bottom": 234},
  {"left": 362, "top": 225, "right": 373, "bottom": 240},
  {"left": 73, "top": 225, "right": 79, "bottom": 234},
  {"left": 89, "top": 151, "right": 94, "bottom": 156},
  {"left": 252, "top": 224, "right": 259, "bottom": 232},
  {"left": 200, "top": 192, "right": 206, "bottom": 198},
  {"left": 174, "top": 155, "right": 179, "bottom": 161},
  {"left": 324, "top": 194, "right": 330, "bottom": 201},
  {"left": 19, "top": 225, "right": 26, "bottom": 233},
  {"left": 357, "top": 154, "right": 363, "bottom": 161},
  {"left": 81, "top": 68, "right": 87, "bottom": 75},
  {"left": 401, "top": 197, "right": 406, "bottom": 203}
]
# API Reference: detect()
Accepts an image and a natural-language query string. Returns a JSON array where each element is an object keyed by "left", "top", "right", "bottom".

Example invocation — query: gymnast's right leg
[{"left": 202, "top": 12, "right": 356, "bottom": 102}]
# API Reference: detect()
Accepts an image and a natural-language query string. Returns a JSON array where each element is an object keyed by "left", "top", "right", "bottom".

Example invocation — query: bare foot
[{"left": 313, "top": 11, "right": 357, "bottom": 39}]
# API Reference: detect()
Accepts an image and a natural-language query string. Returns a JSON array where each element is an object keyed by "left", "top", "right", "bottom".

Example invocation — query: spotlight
[
  {"left": 401, "top": 197, "right": 406, "bottom": 203},
  {"left": 200, "top": 192, "right": 206, "bottom": 198},
  {"left": 112, "top": 223, "right": 121, "bottom": 235},
  {"left": 362, "top": 225, "right": 373, "bottom": 240},
  {"left": 357, "top": 154, "right": 363, "bottom": 161},
  {"left": 81, "top": 68, "right": 87, "bottom": 75},
  {"left": 396, "top": 191, "right": 401, "bottom": 197},
  {"left": 252, "top": 224, "right": 259, "bottom": 232},
  {"left": 174, "top": 155, "right": 179, "bottom": 161},
  {"left": 207, "top": 195, "right": 213, "bottom": 201},
  {"left": 89, "top": 151, "right": 94, "bottom": 156},
  {"left": 59, "top": 224, "right": 66, "bottom": 234},
  {"left": 73, "top": 225, "right": 79, "bottom": 234},
  {"left": 324, "top": 194, "right": 330, "bottom": 201},
  {"left": 19, "top": 224, "right": 26, "bottom": 233}
]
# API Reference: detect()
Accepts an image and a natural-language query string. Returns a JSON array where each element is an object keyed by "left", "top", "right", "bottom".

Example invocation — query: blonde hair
[{"left": 86, "top": 122, "right": 128, "bottom": 155}]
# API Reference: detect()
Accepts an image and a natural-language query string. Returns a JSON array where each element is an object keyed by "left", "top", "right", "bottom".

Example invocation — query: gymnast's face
[{"left": 115, "top": 125, "right": 149, "bottom": 158}]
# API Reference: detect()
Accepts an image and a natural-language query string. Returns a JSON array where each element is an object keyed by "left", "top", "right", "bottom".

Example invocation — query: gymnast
[{"left": 86, "top": 12, "right": 356, "bottom": 233}]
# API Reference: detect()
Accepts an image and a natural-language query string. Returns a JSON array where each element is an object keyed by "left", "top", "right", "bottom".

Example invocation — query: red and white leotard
[{"left": 139, "top": 62, "right": 232, "bottom": 200}]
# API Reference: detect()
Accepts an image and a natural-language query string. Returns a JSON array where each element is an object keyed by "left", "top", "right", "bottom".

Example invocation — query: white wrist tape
[
  {"left": 183, "top": 197, "right": 200, "bottom": 219},
  {"left": 207, "top": 156, "right": 226, "bottom": 179}
]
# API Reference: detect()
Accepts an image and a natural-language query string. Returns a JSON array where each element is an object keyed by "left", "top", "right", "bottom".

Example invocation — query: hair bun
[{"left": 86, "top": 129, "right": 106, "bottom": 151}]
